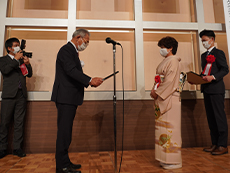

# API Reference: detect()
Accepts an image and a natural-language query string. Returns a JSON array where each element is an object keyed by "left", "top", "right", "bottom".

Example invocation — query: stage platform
[{"left": 0, "top": 147, "right": 230, "bottom": 173}]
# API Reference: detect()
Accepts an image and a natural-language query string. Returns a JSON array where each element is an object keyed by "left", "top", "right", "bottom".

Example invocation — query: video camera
[{"left": 20, "top": 39, "right": 32, "bottom": 58}]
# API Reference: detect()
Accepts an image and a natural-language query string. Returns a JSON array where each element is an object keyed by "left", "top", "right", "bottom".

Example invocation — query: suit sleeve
[
  {"left": 214, "top": 50, "right": 229, "bottom": 81},
  {"left": 58, "top": 46, "right": 91, "bottom": 87},
  {"left": 26, "top": 63, "right": 33, "bottom": 78},
  {"left": 0, "top": 57, "right": 19, "bottom": 75},
  {"left": 200, "top": 54, "right": 205, "bottom": 75}
]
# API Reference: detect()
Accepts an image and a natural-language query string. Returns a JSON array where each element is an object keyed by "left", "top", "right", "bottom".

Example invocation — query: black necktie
[{"left": 19, "top": 80, "right": 22, "bottom": 89}]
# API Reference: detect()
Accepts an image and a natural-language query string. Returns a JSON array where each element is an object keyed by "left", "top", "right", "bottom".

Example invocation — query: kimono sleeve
[{"left": 155, "top": 58, "right": 179, "bottom": 100}]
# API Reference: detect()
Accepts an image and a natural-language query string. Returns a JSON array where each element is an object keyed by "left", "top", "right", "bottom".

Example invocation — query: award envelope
[
  {"left": 186, "top": 71, "right": 210, "bottom": 84},
  {"left": 90, "top": 71, "right": 119, "bottom": 87},
  {"left": 103, "top": 71, "right": 119, "bottom": 81}
]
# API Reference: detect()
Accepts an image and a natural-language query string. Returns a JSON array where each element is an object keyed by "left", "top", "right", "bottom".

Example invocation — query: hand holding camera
[
  {"left": 14, "top": 51, "right": 23, "bottom": 60},
  {"left": 23, "top": 55, "right": 30, "bottom": 65},
  {"left": 14, "top": 50, "right": 30, "bottom": 64}
]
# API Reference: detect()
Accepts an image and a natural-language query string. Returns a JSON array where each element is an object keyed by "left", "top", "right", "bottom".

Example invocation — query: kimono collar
[{"left": 166, "top": 55, "right": 181, "bottom": 62}]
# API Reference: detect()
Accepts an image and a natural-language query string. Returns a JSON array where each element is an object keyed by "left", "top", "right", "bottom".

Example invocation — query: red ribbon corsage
[
  {"left": 202, "top": 55, "right": 216, "bottom": 76},
  {"left": 206, "top": 55, "right": 216, "bottom": 63}
]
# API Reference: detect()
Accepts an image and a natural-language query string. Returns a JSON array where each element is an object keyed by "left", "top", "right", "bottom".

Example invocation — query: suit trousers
[
  {"left": 55, "top": 102, "right": 78, "bottom": 169},
  {"left": 0, "top": 89, "right": 26, "bottom": 150},
  {"left": 203, "top": 93, "right": 228, "bottom": 147}
]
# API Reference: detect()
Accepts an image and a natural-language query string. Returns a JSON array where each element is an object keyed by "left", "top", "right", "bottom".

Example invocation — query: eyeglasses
[{"left": 81, "top": 37, "right": 89, "bottom": 45}]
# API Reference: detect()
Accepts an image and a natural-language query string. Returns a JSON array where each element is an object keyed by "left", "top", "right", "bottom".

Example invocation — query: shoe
[
  {"left": 0, "top": 150, "right": 7, "bottom": 159},
  {"left": 160, "top": 162, "right": 169, "bottom": 167},
  {"left": 159, "top": 162, "right": 164, "bottom": 167},
  {"left": 70, "top": 162, "right": 81, "bottom": 169},
  {"left": 162, "top": 163, "right": 182, "bottom": 170},
  {"left": 56, "top": 166, "right": 81, "bottom": 173},
  {"left": 13, "top": 149, "right": 26, "bottom": 157},
  {"left": 211, "top": 146, "right": 228, "bottom": 155},
  {"left": 203, "top": 145, "right": 217, "bottom": 152}
]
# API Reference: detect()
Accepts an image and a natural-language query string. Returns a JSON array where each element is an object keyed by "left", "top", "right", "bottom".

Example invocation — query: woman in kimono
[{"left": 150, "top": 36, "right": 182, "bottom": 170}]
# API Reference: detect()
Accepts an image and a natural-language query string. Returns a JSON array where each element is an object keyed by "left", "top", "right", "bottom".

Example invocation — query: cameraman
[{"left": 0, "top": 37, "right": 32, "bottom": 159}]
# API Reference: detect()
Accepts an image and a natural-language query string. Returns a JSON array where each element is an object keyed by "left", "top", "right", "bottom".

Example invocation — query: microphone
[{"left": 105, "top": 37, "right": 121, "bottom": 45}]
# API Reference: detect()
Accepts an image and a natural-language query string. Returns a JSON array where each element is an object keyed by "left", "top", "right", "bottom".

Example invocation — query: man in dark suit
[
  {"left": 199, "top": 29, "right": 229, "bottom": 155},
  {"left": 51, "top": 29, "right": 103, "bottom": 173},
  {"left": 0, "top": 37, "right": 33, "bottom": 159}
]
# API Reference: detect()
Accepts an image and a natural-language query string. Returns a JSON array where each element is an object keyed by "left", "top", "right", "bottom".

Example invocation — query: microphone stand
[{"left": 112, "top": 44, "right": 117, "bottom": 173}]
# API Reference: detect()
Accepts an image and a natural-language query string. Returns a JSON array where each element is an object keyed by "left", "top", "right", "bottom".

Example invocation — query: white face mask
[
  {"left": 77, "top": 38, "right": 88, "bottom": 51},
  {"left": 160, "top": 48, "right": 169, "bottom": 57},
  {"left": 12, "top": 46, "right": 20, "bottom": 54},
  {"left": 202, "top": 40, "right": 212, "bottom": 49}
]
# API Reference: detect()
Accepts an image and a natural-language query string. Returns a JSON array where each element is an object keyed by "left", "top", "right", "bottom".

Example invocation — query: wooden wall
[{"left": 2, "top": 99, "right": 230, "bottom": 154}]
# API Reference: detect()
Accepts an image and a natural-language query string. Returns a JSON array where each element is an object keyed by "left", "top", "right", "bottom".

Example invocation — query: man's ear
[{"left": 7, "top": 47, "right": 11, "bottom": 52}]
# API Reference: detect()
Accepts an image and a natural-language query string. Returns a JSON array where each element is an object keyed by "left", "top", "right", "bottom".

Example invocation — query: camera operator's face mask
[
  {"left": 12, "top": 46, "right": 21, "bottom": 54},
  {"left": 77, "top": 38, "right": 88, "bottom": 51}
]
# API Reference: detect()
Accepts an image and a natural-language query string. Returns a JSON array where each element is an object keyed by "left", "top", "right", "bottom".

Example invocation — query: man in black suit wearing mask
[
  {"left": 0, "top": 37, "right": 33, "bottom": 159},
  {"left": 199, "top": 29, "right": 229, "bottom": 155},
  {"left": 51, "top": 29, "right": 103, "bottom": 173}
]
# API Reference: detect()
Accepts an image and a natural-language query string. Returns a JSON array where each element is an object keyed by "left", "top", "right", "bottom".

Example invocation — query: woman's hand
[{"left": 150, "top": 89, "right": 158, "bottom": 99}]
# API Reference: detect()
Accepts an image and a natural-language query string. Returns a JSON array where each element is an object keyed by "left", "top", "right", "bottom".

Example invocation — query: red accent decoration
[
  {"left": 155, "top": 75, "right": 161, "bottom": 84},
  {"left": 20, "top": 63, "right": 28, "bottom": 76},
  {"left": 206, "top": 55, "right": 216, "bottom": 63},
  {"left": 202, "top": 55, "right": 216, "bottom": 75}
]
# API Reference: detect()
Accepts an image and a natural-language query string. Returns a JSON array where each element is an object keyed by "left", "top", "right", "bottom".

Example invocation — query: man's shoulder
[
  {"left": 0, "top": 55, "right": 9, "bottom": 60},
  {"left": 210, "top": 48, "right": 226, "bottom": 60},
  {"left": 0, "top": 54, "right": 9, "bottom": 58},
  {"left": 201, "top": 52, "right": 206, "bottom": 56},
  {"left": 58, "top": 42, "right": 74, "bottom": 54},
  {"left": 57, "top": 42, "right": 77, "bottom": 61},
  {"left": 61, "top": 42, "right": 74, "bottom": 50},
  {"left": 212, "top": 47, "right": 224, "bottom": 54}
]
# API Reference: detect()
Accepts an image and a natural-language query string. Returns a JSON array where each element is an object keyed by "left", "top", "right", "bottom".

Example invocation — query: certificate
[
  {"left": 187, "top": 71, "right": 210, "bottom": 84},
  {"left": 103, "top": 71, "right": 119, "bottom": 81}
]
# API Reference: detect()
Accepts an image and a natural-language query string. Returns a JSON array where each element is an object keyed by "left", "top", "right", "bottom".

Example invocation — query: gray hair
[{"left": 72, "top": 29, "right": 90, "bottom": 38}]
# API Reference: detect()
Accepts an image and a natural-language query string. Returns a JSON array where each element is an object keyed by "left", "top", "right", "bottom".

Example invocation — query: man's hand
[
  {"left": 14, "top": 51, "right": 23, "bottom": 60},
  {"left": 89, "top": 77, "right": 103, "bottom": 87},
  {"left": 150, "top": 89, "right": 158, "bottom": 99},
  {"left": 202, "top": 75, "right": 214, "bottom": 82},
  {"left": 23, "top": 56, "right": 30, "bottom": 65}
]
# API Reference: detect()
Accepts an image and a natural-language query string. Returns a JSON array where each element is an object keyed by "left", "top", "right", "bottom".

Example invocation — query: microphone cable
[{"left": 118, "top": 45, "right": 125, "bottom": 173}]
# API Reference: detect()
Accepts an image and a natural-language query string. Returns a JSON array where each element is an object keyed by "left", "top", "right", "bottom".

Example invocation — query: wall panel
[
  {"left": 3, "top": 99, "right": 230, "bottom": 153},
  {"left": 7, "top": 0, "right": 68, "bottom": 18}
]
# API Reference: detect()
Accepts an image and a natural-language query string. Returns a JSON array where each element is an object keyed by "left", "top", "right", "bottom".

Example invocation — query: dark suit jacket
[
  {"left": 201, "top": 47, "right": 229, "bottom": 94},
  {"left": 0, "top": 55, "right": 33, "bottom": 98},
  {"left": 51, "top": 42, "right": 91, "bottom": 106}
]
